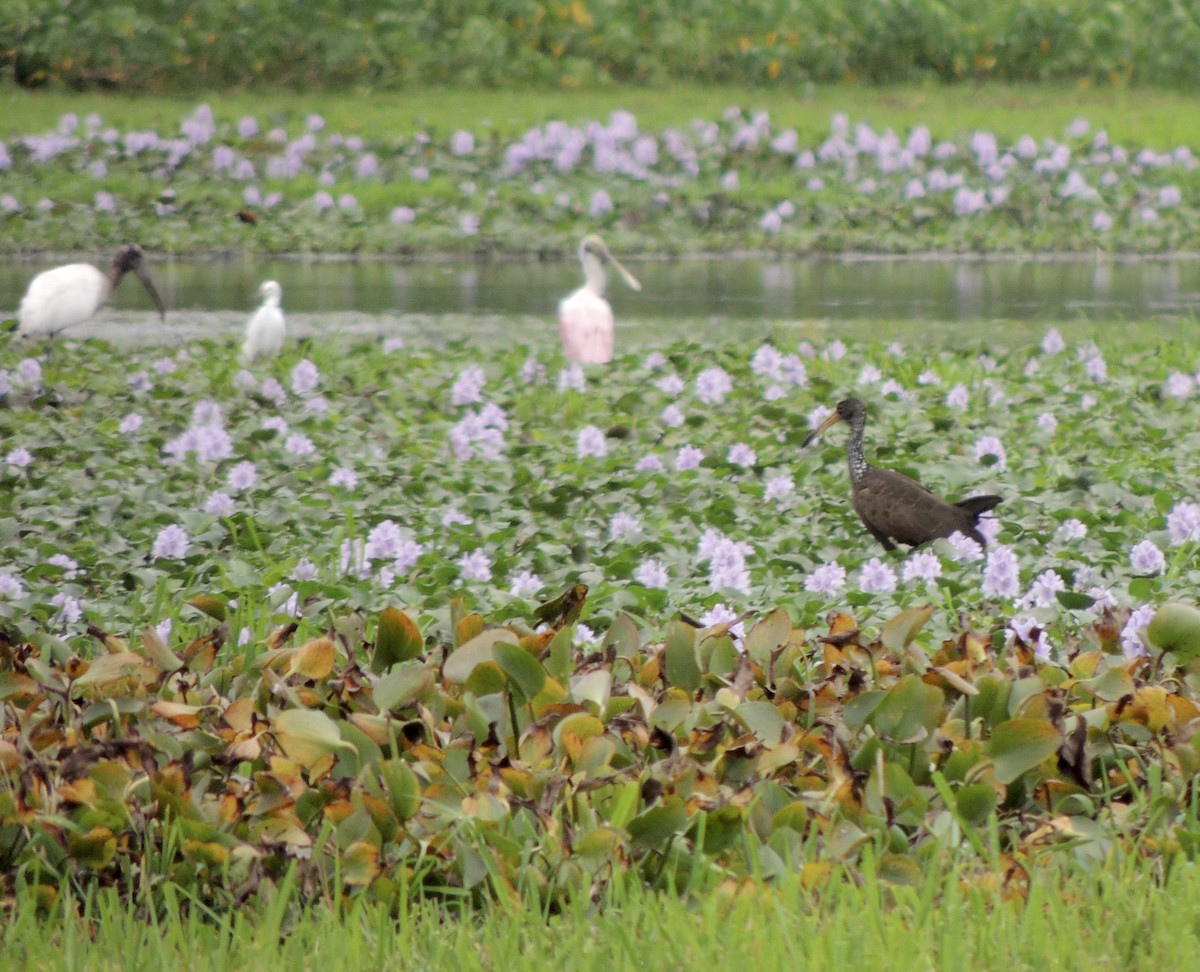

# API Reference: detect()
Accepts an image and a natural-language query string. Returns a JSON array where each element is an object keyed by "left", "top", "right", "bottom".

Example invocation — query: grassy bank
[
  {"left": 6, "top": 860, "right": 1200, "bottom": 971},
  {"left": 5, "top": 84, "right": 1200, "bottom": 146}
]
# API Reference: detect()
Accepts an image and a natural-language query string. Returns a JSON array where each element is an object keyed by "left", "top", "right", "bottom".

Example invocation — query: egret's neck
[
  {"left": 581, "top": 252, "right": 608, "bottom": 296},
  {"left": 263, "top": 294, "right": 281, "bottom": 308},
  {"left": 846, "top": 416, "right": 869, "bottom": 484}
]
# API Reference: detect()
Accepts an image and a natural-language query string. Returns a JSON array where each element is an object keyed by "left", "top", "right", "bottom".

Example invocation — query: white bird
[
  {"left": 17, "top": 244, "right": 166, "bottom": 338},
  {"left": 558, "top": 235, "right": 641, "bottom": 364},
  {"left": 240, "top": 280, "right": 286, "bottom": 364}
]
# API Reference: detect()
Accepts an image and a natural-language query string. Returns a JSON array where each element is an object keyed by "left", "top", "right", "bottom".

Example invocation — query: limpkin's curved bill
[
  {"left": 804, "top": 397, "right": 1002, "bottom": 551},
  {"left": 803, "top": 409, "right": 845, "bottom": 448}
]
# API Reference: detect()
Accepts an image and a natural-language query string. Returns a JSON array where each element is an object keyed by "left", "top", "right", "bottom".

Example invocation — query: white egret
[
  {"left": 17, "top": 244, "right": 166, "bottom": 338},
  {"left": 558, "top": 235, "right": 641, "bottom": 364},
  {"left": 240, "top": 280, "right": 286, "bottom": 363}
]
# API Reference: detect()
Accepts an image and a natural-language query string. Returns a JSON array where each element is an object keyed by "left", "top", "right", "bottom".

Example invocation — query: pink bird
[{"left": 558, "top": 235, "right": 641, "bottom": 363}]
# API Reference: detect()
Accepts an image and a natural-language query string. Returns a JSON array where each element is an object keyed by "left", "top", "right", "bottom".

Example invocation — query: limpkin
[{"left": 803, "top": 398, "right": 1002, "bottom": 551}]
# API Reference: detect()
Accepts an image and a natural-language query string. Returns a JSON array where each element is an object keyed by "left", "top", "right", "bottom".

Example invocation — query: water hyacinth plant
[
  {"left": 0, "top": 104, "right": 1198, "bottom": 256},
  {"left": 4, "top": 323, "right": 1200, "bottom": 908},
  {"left": 5, "top": 326, "right": 1197, "bottom": 638}
]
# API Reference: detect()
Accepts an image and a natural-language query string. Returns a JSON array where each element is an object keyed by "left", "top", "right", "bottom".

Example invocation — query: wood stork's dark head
[{"left": 112, "top": 244, "right": 166, "bottom": 321}]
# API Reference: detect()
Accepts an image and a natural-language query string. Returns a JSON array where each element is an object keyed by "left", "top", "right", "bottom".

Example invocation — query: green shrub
[{"left": 4, "top": 0, "right": 1200, "bottom": 91}]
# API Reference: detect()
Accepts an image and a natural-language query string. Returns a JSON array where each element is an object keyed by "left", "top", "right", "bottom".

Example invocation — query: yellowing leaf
[
  {"left": 758, "top": 741, "right": 801, "bottom": 775},
  {"left": 287, "top": 636, "right": 336, "bottom": 680},
  {"left": 462, "top": 791, "right": 509, "bottom": 822},
  {"left": 372, "top": 607, "right": 424, "bottom": 673},
  {"left": 270, "top": 708, "right": 346, "bottom": 767},
  {"left": 455, "top": 612, "right": 484, "bottom": 646},
  {"left": 743, "top": 607, "right": 793, "bottom": 663},
  {"left": 464, "top": 661, "right": 508, "bottom": 697},
  {"left": 931, "top": 665, "right": 979, "bottom": 696},
  {"left": 574, "top": 827, "right": 625, "bottom": 857},
  {"left": 342, "top": 841, "right": 381, "bottom": 886},
  {"left": 663, "top": 619, "right": 700, "bottom": 692},
  {"left": 71, "top": 652, "right": 158, "bottom": 692},
  {"left": 570, "top": 669, "right": 612, "bottom": 712},
  {"left": 444, "top": 628, "right": 521, "bottom": 683},
  {"left": 68, "top": 826, "right": 117, "bottom": 868},
  {"left": 183, "top": 839, "right": 230, "bottom": 867},
  {"left": 57, "top": 778, "right": 97, "bottom": 807},
  {"left": 142, "top": 626, "right": 183, "bottom": 672},
  {"left": 602, "top": 613, "right": 640, "bottom": 659},
  {"left": 552, "top": 712, "right": 604, "bottom": 755},
  {"left": 877, "top": 854, "right": 922, "bottom": 886},
  {"left": 881, "top": 604, "right": 936, "bottom": 654},
  {"left": 150, "top": 700, "right": 203, "bottom": 729},
  {"left": 186, "top": 594, "right": 227, "bottom": 621}
]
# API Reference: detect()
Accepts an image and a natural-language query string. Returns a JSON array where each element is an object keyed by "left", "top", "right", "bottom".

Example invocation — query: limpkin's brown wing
[{"left": 852, "top": 466, "right": 992, "bottom": 548}]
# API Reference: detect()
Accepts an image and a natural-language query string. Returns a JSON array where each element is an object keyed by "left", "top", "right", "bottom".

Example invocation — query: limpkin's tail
[{"left": 954, "top": 494, "right": 1002, "bottom": 518}]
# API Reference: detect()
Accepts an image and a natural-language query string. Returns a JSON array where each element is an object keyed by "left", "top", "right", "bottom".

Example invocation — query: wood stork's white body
[
  {"left": 241, "top": 280, "right": 286, "bottom": 363},
  {"left": 16, "top": 245, "right": 165, "bottom": 338},
  {"left": 19, "top": 265, "right": 115, "bottom": 337},
  {"left": 558, "top": 235, "right": 641, "bottom": 364}
]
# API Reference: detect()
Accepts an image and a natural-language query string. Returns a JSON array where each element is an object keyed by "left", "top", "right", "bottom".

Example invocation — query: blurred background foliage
[{"left": 3, "top": 0, "right": 1199, "bottom": 92}]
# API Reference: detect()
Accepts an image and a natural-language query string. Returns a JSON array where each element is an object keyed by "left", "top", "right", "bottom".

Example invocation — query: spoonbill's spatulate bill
[
  {"left": 240, "top": 280, "right": 286, "bottom": 363},
  {"left": 558, "top": 234, "right": 641, "bottom": 364},
  {"left": 16, "top": 244, "right": 166, "bottom": 338},
  {"left": 804, "top": 397, "right": 1003, "bottom": 551}
]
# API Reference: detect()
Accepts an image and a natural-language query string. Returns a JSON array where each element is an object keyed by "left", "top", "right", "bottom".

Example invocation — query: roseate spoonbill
[
  {"left": 804, "top": 397, "right": 1002, "bottom": 551},
  {"left": 17, "top": 244, "right": 166, "bottom": 338},
  {"left": 558, "top": 235, "right": 641, "bottom": 363},
  {"left": 240, "top": 280, "right": 286, "bottom": 363}
]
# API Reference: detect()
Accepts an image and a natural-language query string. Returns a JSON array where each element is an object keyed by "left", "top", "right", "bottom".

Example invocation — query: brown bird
[{"left": 803, "top": 398, "right": 1001, "bottom": 551}]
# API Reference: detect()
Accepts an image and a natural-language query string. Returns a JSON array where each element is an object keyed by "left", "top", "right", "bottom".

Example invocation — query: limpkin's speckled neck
[{"left": 846, "top": 412, "right": 869, "bottom": 484}]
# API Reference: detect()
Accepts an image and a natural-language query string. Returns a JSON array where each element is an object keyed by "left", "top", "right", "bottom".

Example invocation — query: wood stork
[
  {"left": 16, "top": 244, "right": 166, "bottom": 338},
  {"left": 558, "top": 235, "right": 641, "bottom": 364},
  {"left": 240, "top": 280, "right": 286, "bottom": 364}
]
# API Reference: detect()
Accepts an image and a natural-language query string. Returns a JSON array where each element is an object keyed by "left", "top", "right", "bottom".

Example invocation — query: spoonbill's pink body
[{"left": 558, "top": 235, "right": 641, "bottom": 364}]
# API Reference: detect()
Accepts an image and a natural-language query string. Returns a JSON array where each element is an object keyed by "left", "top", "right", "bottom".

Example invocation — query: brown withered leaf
[
  {"left": 150, "top": 700, "right": 204, "bottom": 730},
  {"left": 70, "top": 652, "right": 158, "bottom": 695},
  {"left": 182, "top": 630, "right": 224, "bottom": 673},
  {"left": 820, "top": 613, "right": 861, "bottom": 646}
]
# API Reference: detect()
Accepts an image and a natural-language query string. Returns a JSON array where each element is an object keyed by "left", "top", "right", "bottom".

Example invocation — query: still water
[{"left": 2, "top": 254, "right": 1197, "bottom": 347}]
